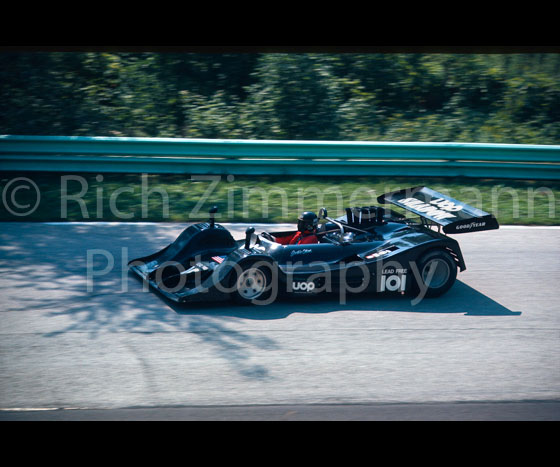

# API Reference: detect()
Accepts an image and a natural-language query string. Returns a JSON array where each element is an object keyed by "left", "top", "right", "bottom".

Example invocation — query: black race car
[{"left": 128, "top": 186, "right": 499, "bottom": 305}]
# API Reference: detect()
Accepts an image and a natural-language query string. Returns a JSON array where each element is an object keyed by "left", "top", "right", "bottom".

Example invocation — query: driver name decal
[{"left": 290, "top": 248, "right": 312, "bottom": 257}]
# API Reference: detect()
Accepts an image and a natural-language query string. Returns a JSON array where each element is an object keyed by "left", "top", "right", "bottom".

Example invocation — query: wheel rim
[
  {"left": 421, "top": 258, "right": 450, "bottom": 289},
  {"left": 236, "top": 268, "right": 267, "bottom": 300}
]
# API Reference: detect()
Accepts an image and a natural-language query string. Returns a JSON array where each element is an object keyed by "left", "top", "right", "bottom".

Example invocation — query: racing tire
[
  {"left": 230, "top": 260, "right": 277, "bottom": 305},
  {"left": 411, "top": 249, "right": 457, "bottom": 298}
]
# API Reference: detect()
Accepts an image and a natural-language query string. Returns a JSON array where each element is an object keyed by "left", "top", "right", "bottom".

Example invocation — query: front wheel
[
  {"left": 231, "top": 260, "right": 277, "bottom": 305},
  {"left": 411, "top": 249, "right": 457, "bottom": 298}
]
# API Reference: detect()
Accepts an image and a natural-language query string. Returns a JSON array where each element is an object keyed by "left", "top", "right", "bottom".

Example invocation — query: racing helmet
[{"left": 297, "top": 211, "right": 318, "bottom": 233}]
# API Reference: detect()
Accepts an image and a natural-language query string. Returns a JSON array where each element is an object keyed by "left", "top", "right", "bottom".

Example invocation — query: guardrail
[{"left": 1, "top": 135, "right": 559, "bottom": 179}]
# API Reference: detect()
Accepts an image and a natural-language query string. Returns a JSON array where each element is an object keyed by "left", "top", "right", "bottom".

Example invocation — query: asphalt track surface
[{"left": 1, "top": 222, "right": 559, "bottom": 420}]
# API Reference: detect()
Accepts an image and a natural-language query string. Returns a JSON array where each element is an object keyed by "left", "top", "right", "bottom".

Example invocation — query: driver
[{"left": 274, "top": 211, "right": 319, "bottom": 245}]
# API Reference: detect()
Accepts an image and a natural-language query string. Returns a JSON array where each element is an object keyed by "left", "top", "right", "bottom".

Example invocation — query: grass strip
[{"left": 1, "top": 172, "right": 558, "bottom": 225}]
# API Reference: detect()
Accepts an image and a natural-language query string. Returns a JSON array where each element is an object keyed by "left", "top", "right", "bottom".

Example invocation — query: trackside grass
[{"left": 1, "top": 173, "right": 558, "bottom": 225}]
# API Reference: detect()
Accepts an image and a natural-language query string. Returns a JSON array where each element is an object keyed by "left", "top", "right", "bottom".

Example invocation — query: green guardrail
[{"left": 1, "top": 135, "right": 559, "bottom": 179}]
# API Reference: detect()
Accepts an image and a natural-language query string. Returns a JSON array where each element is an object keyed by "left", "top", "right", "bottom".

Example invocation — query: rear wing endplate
[{"left": 377, "top": 186, "right": 499, "bottom": 234}]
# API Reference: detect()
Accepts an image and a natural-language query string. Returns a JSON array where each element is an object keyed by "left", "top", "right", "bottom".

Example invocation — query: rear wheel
[{"left": 412, "top": 249, "right": 457, "bottom": 298}]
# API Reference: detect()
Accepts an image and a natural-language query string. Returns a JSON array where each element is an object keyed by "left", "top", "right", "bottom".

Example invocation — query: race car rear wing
[{"left": 377, "top": 186, "right": 499, "bottom": 234}]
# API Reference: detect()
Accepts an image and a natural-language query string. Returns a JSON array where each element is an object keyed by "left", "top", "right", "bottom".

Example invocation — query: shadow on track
[
  {"left": 0, "top": 223, "right": 523, "bottom": 386},
  {"left": 0, "top": 222, "right": 521, "bottom": 331},
  {"left": 168, "top": 280, "right": 522, "bottom": 319}
]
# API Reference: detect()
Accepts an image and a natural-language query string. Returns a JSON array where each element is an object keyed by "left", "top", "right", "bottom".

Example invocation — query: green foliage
[{"left": 1, "top": 52, "right": 559, "bottom": 143}]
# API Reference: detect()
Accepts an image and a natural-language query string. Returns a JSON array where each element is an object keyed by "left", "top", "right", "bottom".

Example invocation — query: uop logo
[{"left": 292, "top": 281, "right": 315, "bottom": 291}]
